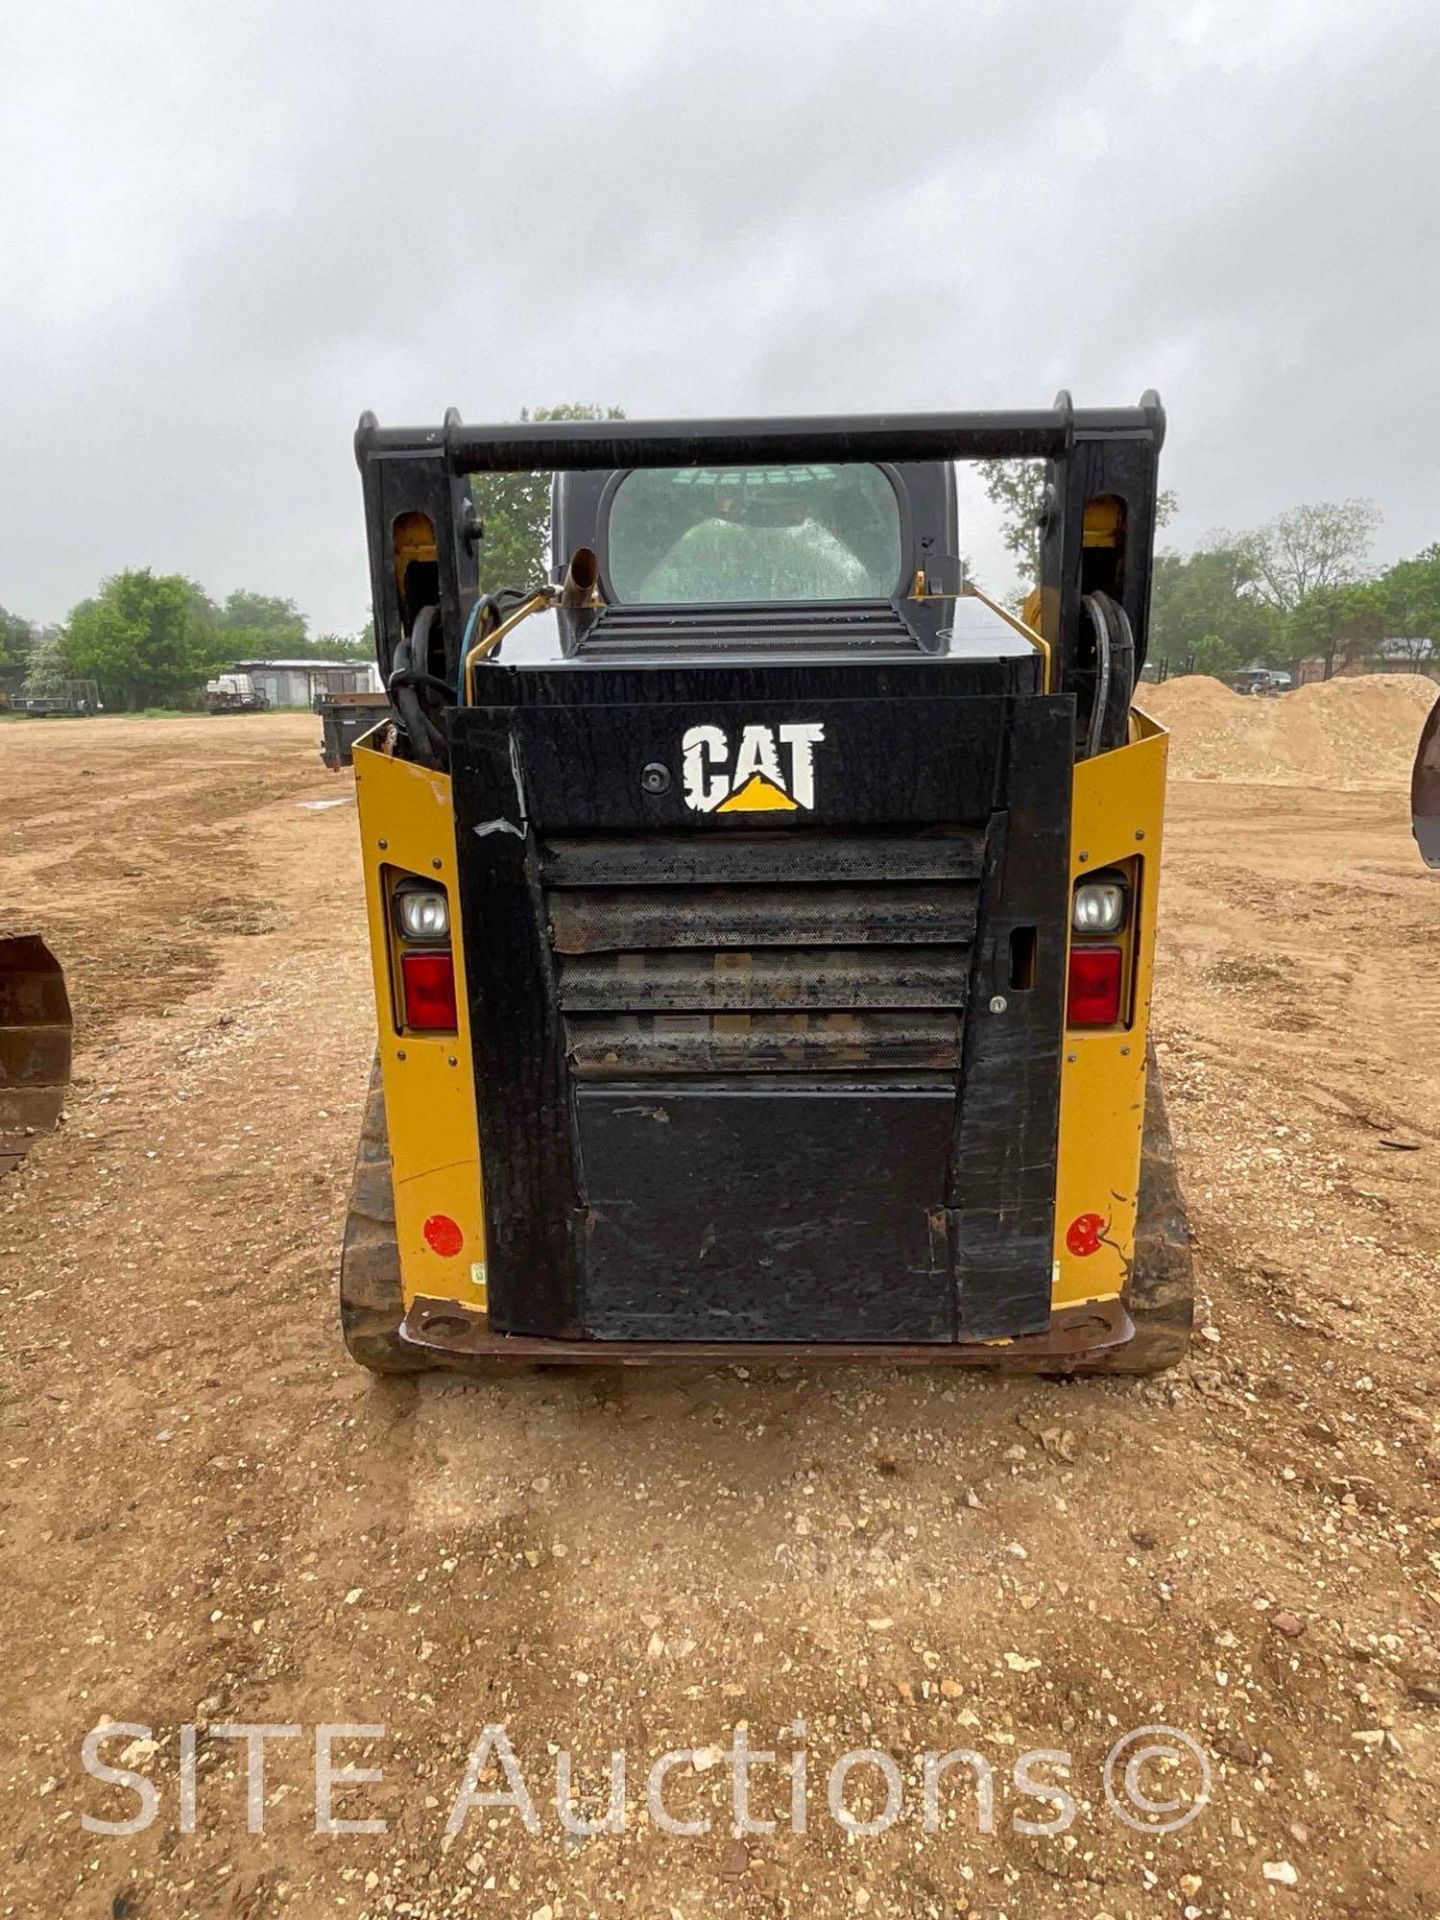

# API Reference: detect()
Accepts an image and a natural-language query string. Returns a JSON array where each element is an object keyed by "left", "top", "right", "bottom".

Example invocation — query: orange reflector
[
  {"left": 423, "top": 1213, "right": 464, "bottom": 1257},
  {"left": 401, "top": 949, "right": 457, "bottom": 1030},
  {"left": 1066, "top": 944, "right": 1123, "bottom": 1027},
  {"left": 1066, "top": 1212, "right": 1105, "bottom": 1257}
]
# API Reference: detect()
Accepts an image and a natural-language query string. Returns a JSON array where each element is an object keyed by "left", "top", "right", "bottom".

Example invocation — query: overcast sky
[{"left": 3, "top": 0, "right": 1437, "bottom": 635}]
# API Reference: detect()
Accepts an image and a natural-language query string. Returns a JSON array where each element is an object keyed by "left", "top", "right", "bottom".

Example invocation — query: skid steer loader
[{"left": 340, "top": 397, "right": 1193, "bottom": 1373}]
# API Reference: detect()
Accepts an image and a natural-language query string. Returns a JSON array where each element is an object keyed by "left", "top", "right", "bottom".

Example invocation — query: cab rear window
[{"left": 607, "top": 464, "right": 903, "bottom": 604}]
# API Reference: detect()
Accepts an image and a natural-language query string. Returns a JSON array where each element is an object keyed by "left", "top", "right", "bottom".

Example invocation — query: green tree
[
  {"left": 63, "top": 570, "right": 229, "bottom": 709},
  {"left": 1224, "top": 499, "right": 1381, "bottom": 615},
  {"left": 217, "top": 590, "right": 308, "bottom": 654},
  {"left": 312, "top": 631, "right": 374, "bottom": 662},
  {"left": 1148, "top": 545, "right": 1282, "bottom": 677},
  {"left": 1374, "top": 541, "right": 1440, "bottom": 643},
  {"left": 217, "top": 596, "right": 371, "bottom": 663},
  {"left": 979, "top": 461, "right": 1177, "bottom": 597},
  {"left": 0, "top": 604, "right": 35, "bottom": 670},
  {"left": 1285, "top": 581, "right": 1385, "bottom": 680},
  {"left": 979, "top": 461, "right": 1048, "bottom": 586},
  {"left": 470, "top": 403, "right": 626, "bottom": 595}
]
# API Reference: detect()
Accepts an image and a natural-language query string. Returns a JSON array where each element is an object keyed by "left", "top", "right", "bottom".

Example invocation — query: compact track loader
[{"left": 341, "top": 398, "right": 1193, "bottom": 1373}]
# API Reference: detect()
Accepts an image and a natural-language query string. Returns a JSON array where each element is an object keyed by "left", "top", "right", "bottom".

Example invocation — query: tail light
[
  {"left": 1066, "top": 944, "right": 1123, "bottom": 1027},
  {"left": 401, "top": 949, "right": 457, "bottom": 1030}
]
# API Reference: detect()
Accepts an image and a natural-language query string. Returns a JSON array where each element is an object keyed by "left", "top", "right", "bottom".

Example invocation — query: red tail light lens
[
  {"left": 1067, "top": 945, "right": 1123, "bottom": 1027},
  {"left": 401, "top": 949, "right": 457, "bottom": 1031}
]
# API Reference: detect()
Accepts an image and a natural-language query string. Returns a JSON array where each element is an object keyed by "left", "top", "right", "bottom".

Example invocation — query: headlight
[
  {"left": 1072, "top": 875, "right": 1127, "bottom": 935},
  {"left": 394, "top": 882, "right": 450, "bottom": 942}
]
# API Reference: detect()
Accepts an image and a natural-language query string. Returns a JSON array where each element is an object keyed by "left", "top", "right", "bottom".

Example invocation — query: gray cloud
[{"left": 2, "top": 0, "right": 1436, "bottom": 632}]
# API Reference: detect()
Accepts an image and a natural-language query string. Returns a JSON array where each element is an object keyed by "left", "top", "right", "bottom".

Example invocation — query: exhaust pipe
[
  {"left": 0, "top": 936, "right": 72, "bottom": 1174},
  {"left": 560, "top": 546, "right": 600, "bottom": 609}
]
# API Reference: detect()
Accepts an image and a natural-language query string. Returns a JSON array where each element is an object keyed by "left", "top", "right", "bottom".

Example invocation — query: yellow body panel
[
  {"left": 1051, "top": 708, "right": 1169, "bottom": 1307},
  {"left": 353, "top": 735, "right": 486, "bottom": 1311}
]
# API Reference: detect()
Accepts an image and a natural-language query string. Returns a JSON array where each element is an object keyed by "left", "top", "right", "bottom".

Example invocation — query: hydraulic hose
[
  {"left": 1083, "top": 594, "right": 1111, "bottom": 761},
  {"left": 454, "top": 585, "right": 541, "bottom": 701},
  {"left": 391, "top": 606, "right": 447, "bottom": 768},
  {"left": 1081, "top": 592, "right": 1137, "bottom": 758}
]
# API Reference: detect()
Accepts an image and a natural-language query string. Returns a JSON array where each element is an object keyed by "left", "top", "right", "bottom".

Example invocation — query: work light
[
  {"left": 393, "top": 882, "right": 450, "bottom": 943},
  {"left": 1072, "top": 875, "right": 1127, "bottom": 936}
]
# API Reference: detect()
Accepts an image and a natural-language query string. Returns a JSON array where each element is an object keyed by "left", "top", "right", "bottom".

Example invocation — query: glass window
[{"left": 606, "top": 464, "right": 903, "bottom": 604}]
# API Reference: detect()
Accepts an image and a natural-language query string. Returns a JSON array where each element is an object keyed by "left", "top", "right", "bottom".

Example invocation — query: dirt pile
[{"left": 1143, "top": 671, "right": 1438, "bottom": 788}]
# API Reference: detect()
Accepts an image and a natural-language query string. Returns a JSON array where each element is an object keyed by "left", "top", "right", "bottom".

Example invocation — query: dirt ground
[{"left": 2, "top": 707, "right": 1438, "bottom": 1919}]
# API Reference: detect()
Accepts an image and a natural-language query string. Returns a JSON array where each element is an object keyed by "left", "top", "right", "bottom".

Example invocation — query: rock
[
  {"left": 718, "top": 1840, "right": 748, "bottom": 1881},
  {"left": 1178, "top": 1875, "right": 1202, "bottom": 1896},
  {"left": 1130, "top": 1527, "right": 1158, "bottom": 1550},
  {"left": 1406, "top": 1678, "right": 1440, "bottom": 1706},
  {"left": 1269, "top": 1611, "right": 1305, "bottom": 1639},
  {"left": 1262, "top": 1861, "right": 1298, "bottom": 1887},
  {"left": 940, "top": 1678, "right": 963, "bottom": 1700}
]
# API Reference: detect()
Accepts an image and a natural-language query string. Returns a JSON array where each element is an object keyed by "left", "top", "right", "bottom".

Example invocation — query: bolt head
[
  {"left": 640, "top": 762, "right": 672, "bottom": 796},
  {"left": 988, "top": 994, "right": 1008, "bottom": 1015}
]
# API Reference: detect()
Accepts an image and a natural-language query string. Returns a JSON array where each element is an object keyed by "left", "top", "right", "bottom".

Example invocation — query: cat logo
[{"left": 681, "top": 722, "right": 825, "bottom": 814}]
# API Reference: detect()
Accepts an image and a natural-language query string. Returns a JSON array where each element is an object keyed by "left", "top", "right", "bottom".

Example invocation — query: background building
[{"left": 231, "top": 659, "right": 381, "bottom": 708}]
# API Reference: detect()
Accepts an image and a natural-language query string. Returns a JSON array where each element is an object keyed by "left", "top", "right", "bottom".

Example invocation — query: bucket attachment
[
  {"left": 0, "top": 936, "right": 72, "bottom": 1173},
  {"left": 1413, "top": 694, "right": 1440, "bottom": 868}
]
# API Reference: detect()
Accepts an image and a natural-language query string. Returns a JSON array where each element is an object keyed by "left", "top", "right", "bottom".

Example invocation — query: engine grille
[
  {"left": 574, "top": 601, "right": 923, "bottom": 656},
  {"left": 542, "top": 829, "right": 983, "bottom": 1078}
]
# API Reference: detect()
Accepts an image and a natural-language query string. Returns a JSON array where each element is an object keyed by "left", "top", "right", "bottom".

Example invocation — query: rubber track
[
  {"left": 1059, "top": 1042, "right": 1196, "bottom": 1375},
  {"left": 338, "top": 1060, "right": 427, "bottom": 1373}
]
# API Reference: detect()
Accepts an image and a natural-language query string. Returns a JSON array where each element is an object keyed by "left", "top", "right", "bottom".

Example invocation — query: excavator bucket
[
  {"left": 1413, "top": 694, "right": 1440, "bottom": 869},
  {"left": 0, "top": 936, "right": 72, "bottom": 1174}
]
